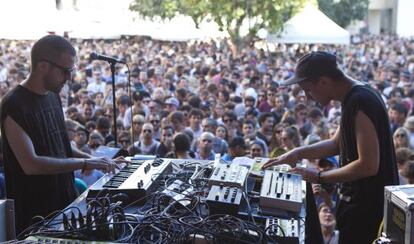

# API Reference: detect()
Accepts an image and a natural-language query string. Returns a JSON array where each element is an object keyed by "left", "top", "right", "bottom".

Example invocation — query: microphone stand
[{"left": 109, "top": 61, "right": 118, "bottom": 148}]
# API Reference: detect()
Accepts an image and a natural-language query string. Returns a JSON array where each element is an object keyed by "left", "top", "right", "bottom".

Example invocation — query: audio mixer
[
  {"left": 260, "top": 170, "right": 302, "bottom": 214},
  {"left": 209, "top": 163, "right": 249, "bottom": 188}
]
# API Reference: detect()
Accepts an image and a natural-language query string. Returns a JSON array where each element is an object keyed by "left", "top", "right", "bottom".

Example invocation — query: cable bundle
[{"left": 18, "top": 161, "right": 299, "bottom": 243}]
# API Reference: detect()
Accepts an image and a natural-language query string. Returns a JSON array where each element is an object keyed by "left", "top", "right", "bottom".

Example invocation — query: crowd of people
[{"left": 0, "top": 34, "right": 414, "bottom": 241}]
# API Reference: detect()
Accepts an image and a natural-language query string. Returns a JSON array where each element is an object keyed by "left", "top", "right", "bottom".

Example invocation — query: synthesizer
[
  {"left": 260, "top": 170, "right": 302, "bottom": 214},
  {"left": 208, "top": 163, "right": 249, "bottom": 188},
  {"left": 87, "top": 158, "right": 172, "bottom": 204}
]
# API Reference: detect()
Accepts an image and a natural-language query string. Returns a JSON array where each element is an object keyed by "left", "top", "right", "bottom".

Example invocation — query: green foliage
[
  {"left": 317, "top": 0, "right": 369, "bottom": 28},
  {"left": 129, "top": 0, "right": 306, "bottom": 47}
]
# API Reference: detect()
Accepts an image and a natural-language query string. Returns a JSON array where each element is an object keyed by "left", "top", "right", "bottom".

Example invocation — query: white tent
[
  {"left": 141, "top": 15, "right": 227, "bottom": 41},
  {"left": 267, "top": 4, "right": 350, "bottom": 45}
]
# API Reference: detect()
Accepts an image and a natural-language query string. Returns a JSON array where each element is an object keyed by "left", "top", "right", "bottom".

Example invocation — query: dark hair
[
  {"left": 188, "top": 95, "right": 202, "bottom": 108},
  {"left": 31, "top": 35, "right": 76, "bottom": 69},
  {"left": 176, "top": 88, "right": 188, "bottom": 98},
  {"left": 229, "top": 136, "right": 246, "bottom": 149},
  {"left": 96, "top": 116, "right": 111, "bottom": 129},
  {"left": 308, "top": 107, "right": 323, "bottom": 119},
  {"left": 174, "top": 133, "right": 191, "bottom": 152},
  {"left": 258, "top": 112, "right": 274, "bottom": 126},
  {"left": 132, "top": 90, "right": 150, "bottom": 101},
  {"left": 117, "top": 95, "right": 131, "bottom": 106},
  {"left": 219, "top": 90, "right": 230, "bottom": 102},
  {"left": 162, "top": 125, "right": 175, "bottom": 133},
  {"left": 169, "top": 111, "right": 185, "bottom": 123},
  {"left": 223, "top": 111, "right": 237, "bottom": 121},
  {"left": 189, "top": 108, "right": 203, "bottom": 118},
  {"left": 392, "top": 102, "right": 408, "bottom": 117},
  {"left": 245, "top": 107, "right": 259, "bottom": 117}
]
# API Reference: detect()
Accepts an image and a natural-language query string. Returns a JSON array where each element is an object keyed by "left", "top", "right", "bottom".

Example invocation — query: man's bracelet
[{"left": 318, "top": 171, "right": 324, "bottom": 184}]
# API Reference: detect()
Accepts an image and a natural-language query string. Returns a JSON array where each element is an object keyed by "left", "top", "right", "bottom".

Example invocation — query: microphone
[{"left": 90, "top": 52, "right": 126, "bottom": 64}]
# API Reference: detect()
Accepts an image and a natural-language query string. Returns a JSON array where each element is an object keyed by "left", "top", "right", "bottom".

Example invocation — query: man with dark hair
[
  {"left": 96, "top": 116, "right": 114, "bottom": 145},
  {"left": 263, "top": 51, "right": 399, "bottom": 243},
  {"left": 222, "top": 111, "right": 240, "bottom": 142},
  {"left": 168, "top": 111, "right": 186, "bottom": 133},
  {"left": 0, "top": 35, "right": 126, "bottom": 233},
  {"left": 165, "top": 133, "right": 194, "bottom": 159},
  {"left": 155, "top": 125, "right": 175, "bottom": 158},
  {"left": 221, "top": 136, "right": 247, "bottom": 161},
  {"left": 389, "top": 102, "right": 408, "bottom": 133},
  {"left": 256, "top": 112, "right": 275, "bottom": 147},
  {"left": 186, "top": 108, "right": 203, "bottom": 140}
]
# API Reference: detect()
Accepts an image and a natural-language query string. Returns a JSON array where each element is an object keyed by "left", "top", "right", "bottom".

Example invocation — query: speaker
[
  {"left": 0, "top": 199, "right": 15, "bottom": 241},
  {"left": 92, "top": 146, "right": 128, "bottom": 159}
]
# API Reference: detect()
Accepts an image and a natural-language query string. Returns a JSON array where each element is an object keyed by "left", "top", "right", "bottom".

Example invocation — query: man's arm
[
  {"left": 291, "top": 111, "right": 380, "bottom": 183},
  {"left": 4, "top": 116, "right": 120, "bottom": 175},
  {"left": 262, "top": 127, "right": 340, "bottom": 168},
  {"left": 71, "top": 144, "right": 91, "bottom": 159},
  {"left": 318, "top": 110, "right": 379, "bottom": 183}
]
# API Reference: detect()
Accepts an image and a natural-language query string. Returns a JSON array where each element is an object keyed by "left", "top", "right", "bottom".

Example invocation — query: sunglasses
[
  {"left": 40, "top": 59, "right": 76, "bottom": 76},
  {"left": 223, "top": 119, "right": 233, "bottom": 123},
  {"left": 202, "top": 139, "right": 212, "bottom": 143},
  {"left": 143, "top": 129, "right": 152, "bottom": 133}
]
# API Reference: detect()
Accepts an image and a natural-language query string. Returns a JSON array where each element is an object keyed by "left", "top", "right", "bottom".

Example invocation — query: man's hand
[
  {"left": 262, "top": 149, "right": 299, "bottom": 169},
  {"left": 289, "top": 165, "right": 320, "bottom": 183},
  {"left": 84, "top": 157, "right": 123, "bottom": 173},
  {"left": 113, "top": 156, "right": 131, "bottom": 167}
]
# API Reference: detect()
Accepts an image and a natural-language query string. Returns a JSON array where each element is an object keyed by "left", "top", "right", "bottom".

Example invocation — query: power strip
[
  {"left": 265, "top": 217, "right": 300, "bottom": 244},
  {"left": 162, "top": 179, "right": 195, "bottom": 207}
]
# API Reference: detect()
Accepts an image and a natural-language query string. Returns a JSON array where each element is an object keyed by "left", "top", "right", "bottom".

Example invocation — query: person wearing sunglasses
[
  {"left": 130, "top": 123, "right": 160, "bottom": 156},
  {"left": 0, "top": 35, "right": 128, "bottom": 234},
  {"left": 148, "top": 113, "right": 161, "bottom": 141}
]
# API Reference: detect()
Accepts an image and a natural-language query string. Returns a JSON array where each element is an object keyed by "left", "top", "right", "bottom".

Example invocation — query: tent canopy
[
  {"left": 0, "top": 0, "right": 226, "bottom": 41},
  {"left": 267, "top": 4, "right": 350, "bottom": 45}
]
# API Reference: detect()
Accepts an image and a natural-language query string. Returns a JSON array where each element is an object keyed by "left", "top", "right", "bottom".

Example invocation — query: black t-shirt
[
  {"left": 0, "top": 85, "right": 77, "bottom": 233},
  {"left": 337, "top": 84, "right": 399, "bottom": 242}
]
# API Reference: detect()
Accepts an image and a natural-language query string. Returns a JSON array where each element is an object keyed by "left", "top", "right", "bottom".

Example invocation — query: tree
[
  {"left": 317, "top": 0, "right": 369, "bottom": 28},
  {"left": 129, "top": 0, "right": 306, "bottom": 54}
]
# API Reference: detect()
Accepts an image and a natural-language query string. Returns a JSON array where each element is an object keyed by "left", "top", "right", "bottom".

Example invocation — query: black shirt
[
  {"left": 0, "top": 85, "right": 77, "bottom": 233},
  {"left": 337, "top": 84, "right": 399, "bottom": 243}
]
